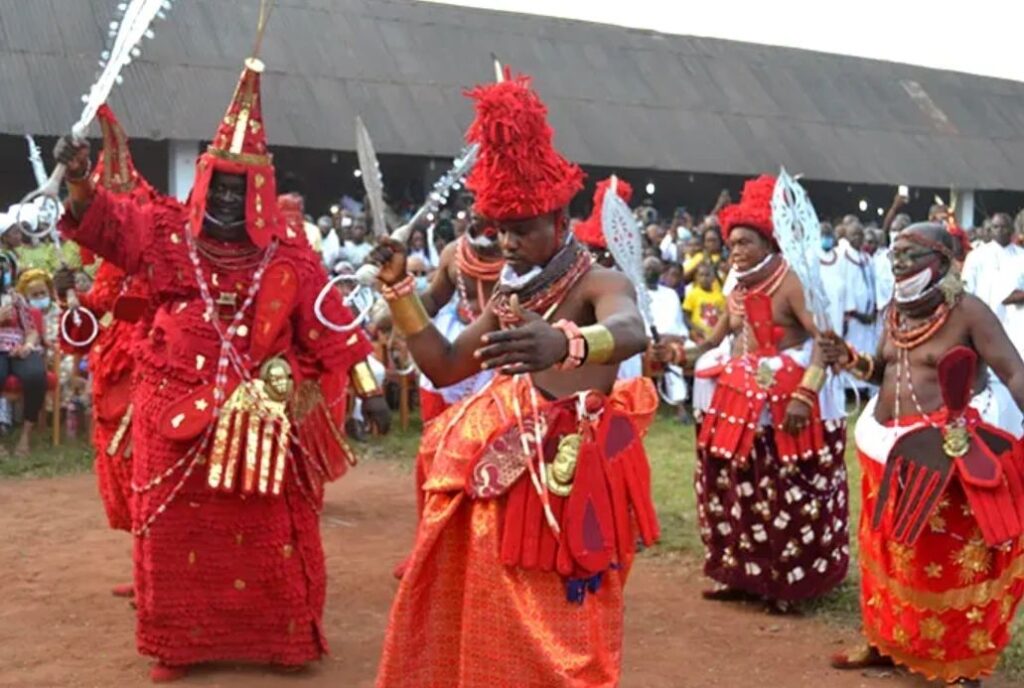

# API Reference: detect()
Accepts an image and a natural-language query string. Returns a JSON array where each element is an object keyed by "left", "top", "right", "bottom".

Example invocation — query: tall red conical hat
[
  {"left": 91, "top": 104, "right": 156, "bottom": 200},
  {"left": 82, "top": 104, "right": 157, "bottom": 265},
  {"left": 187, "top": 57, "right": 282, "bottom": 248},
  {"left": 464, "top": 71, "right": 583, "bottom": 222},
  {"left": 573, "top": 177, "right": 633, "bottom": 249},
  {"left": 719, "top": 175, "right": 776, "bottom": 241}
]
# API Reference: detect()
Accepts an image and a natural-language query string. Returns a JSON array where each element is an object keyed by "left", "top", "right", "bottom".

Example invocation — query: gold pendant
[
  {"left": 755, "top": 360, "right": 776, "bottom": 389},
  {"left": 942, "top": 425, "right": 969, "bottom": 458},
  {"left": 544, "top": 433, "right": 581, "bottom": 497}
]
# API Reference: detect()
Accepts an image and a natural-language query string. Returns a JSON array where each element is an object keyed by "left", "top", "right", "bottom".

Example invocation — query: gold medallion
[
  {"left": 544, "top": 433, "right": 581, "bottom": 497},
  {"left": 942, "top": 426, "right": 969, "bottom": 458}
]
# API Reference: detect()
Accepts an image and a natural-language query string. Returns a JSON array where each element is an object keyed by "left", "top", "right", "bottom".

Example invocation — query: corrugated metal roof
[{"left": 1, "top": 0, "right": 1023, "bottom": 188}]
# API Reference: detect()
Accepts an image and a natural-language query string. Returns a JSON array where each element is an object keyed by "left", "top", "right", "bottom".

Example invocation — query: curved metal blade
[{"left": 355, "top": 115, "right": 388, "bottom": 238}]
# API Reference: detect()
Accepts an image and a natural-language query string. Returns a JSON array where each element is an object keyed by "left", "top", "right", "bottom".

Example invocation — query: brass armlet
[
  {"left": 581, "top": 324, "right": 615, "bottom": 365},
  {"left": 800, "top": 364, "right": 826, "bottom": 393},
  {"left": 387, "top": 292, "right": 430, "bottom": 337},
  {"left": 351, "top": 360, "right": 382, "bottom": 398}
]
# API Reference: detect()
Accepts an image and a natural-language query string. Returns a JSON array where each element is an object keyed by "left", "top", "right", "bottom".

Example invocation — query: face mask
[
  {"left": 29, "top": 296, "right": 51, "bottom": 311},
  {"left": 894, "top": 263, "right": 939, "bottom": 303},
  {"left": 821, "top": 236, "right": 836, "bottom": 251},
  {"left": 414, "top": 276, "right": 429, "bottom": 293}
]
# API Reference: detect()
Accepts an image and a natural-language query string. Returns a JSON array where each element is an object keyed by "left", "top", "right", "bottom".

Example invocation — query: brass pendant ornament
[
  {"left": 207, "top": 356, "right": 294, "bottom": 496},
  {"left": 942, "top": 424, "right": 970, "bottom": 459},
  {"left": 755, "top": 359, "right": 776, "bottom": 390},
  {"left": 544, "top": 433, "right": 582, "bottom": 497}
]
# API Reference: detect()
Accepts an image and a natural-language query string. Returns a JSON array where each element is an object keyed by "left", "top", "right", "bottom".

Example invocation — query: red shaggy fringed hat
[
  {"left": 573, "top": 177, "right": 633, "bottom": 249},
  {"left": 718, "top": 175, "right": 777, "bottom": 241},
  {"left": 187, "top": 57, "right": 285, "bottom": 248},
  {"left": 464, "top": 72, "right": 584, "bottom": 222}
]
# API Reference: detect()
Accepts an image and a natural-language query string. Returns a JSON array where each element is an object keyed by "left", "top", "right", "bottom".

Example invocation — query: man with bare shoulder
[
  {"left": 372, "top": 70, "right": 658, "bottom": 688},
  {"left": 415, "top": 210, "right": 502, "bottom": 422},
  {"left": 827, "top": 223, "right": 1024, "bottom": 687},
  {"left": 691, "top": 175, "right": 850, "bottom": 614}
]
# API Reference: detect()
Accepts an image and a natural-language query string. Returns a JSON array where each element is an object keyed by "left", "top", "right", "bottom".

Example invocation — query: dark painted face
[
  {"left": 493, "top": 212, "right": 560, "bottom": 274},
  {"left": 203, "top": 172, "right": 247, "bottom": 242},
  {"left": 890, "top": 236, "right": 940, "bottom": 279},
  {"left": 727, "top": 227, "right": 771, "bottom": 272}
]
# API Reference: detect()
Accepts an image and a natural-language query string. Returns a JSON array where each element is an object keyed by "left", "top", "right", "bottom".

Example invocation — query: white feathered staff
[
  {"left": 18, "top": 0, "right": 171, "bottom": 238},
  {"left": 770, "top": 168, "right": 832, "bottom": 332}
]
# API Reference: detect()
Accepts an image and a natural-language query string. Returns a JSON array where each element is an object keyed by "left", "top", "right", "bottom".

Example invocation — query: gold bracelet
[
  {"left": 350, "top": 360, "right": 382, "bottom": 397},
  {"left": 800, "top": 365, "right": 826, "bottom": 393},
  {"left": 852, "top": 353, "right": 875, "bottom": 381},
  {"left": 387, "top": 291, "right": 430, "bottom": 337},
  {"left": 581, "top": 324, "right": 615, "bottom": 365}
]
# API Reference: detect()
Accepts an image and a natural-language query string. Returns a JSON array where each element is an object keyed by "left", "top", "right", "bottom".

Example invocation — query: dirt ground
[{"left": 0, "top": 462, "right": 1013, "bottom": 688}]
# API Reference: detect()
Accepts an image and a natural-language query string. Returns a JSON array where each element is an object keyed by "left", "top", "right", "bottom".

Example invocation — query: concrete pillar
[
  {"left": 168, "top": 139, "right": 199, "bottom": 201},
  {"left": 952, "top": 188, "right": 976, "bottom": 228}
]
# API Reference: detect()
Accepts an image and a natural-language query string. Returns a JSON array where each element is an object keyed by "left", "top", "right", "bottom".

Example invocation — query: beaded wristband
[
  {"left": 790, "top": 386, "right": 818, "bottom": 410},
  {"left": 552, "top": 319, "right": 586, "bottom": 370},
  {"left": 381, "top": 274, "right": 417, "bottom": 301}
]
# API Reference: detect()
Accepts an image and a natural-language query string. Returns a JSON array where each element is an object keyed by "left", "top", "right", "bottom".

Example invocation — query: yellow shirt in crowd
[{"left": 683, "top": 282, "right": 726, "bottom": 340}]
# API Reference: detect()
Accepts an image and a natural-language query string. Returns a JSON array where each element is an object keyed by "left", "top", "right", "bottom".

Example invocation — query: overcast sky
[{"left": 424, "top": 0, "right": 1024, "bottom": 83}]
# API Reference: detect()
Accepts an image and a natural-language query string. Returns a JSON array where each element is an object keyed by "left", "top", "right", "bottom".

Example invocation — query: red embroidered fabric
[{"left": 59, "top": 186, "right": 371, "bottom": 665}]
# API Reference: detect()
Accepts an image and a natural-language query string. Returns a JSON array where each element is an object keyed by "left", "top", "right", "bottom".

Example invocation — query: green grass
[
  {"left": 0, "top": 427, "right": 93, "bottom": 478},
  {"left": 6, "top": 410, "right": 1023, "bottom": 676}
]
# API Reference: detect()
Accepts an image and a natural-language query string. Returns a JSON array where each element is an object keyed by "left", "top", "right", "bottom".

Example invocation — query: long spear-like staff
[{"left": 17, "top": 0, "right": 171, "bottom": 239}]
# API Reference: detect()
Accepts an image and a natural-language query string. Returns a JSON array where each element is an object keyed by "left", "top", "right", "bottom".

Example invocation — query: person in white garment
[
  {"left": 963, "top": 212, "right": 1024, "bottom": 359},
  {"left": 318, "top": 215, "right": 341, "bottom": 270},
  {"left": 819, "top": 223, "right": 848, "bottom": 334},
  {"left": 842, "top": 221, "right": 878, "bottom": 391},
  {"left": 339, "top": 217, "right": 375, "bottom": 266},
  {"left": 636, "top": 257, "right": 690, "bottom": 416}
]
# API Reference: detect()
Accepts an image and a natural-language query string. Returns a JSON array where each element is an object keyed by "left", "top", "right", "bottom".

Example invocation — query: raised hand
[
  {"left": 366, "top": 238, "right": 408, "bottom": 286},
  {"left": 53, "top": 136, "right": 91, "bottom": 180},
  {"left": 817, "top": 331, "right": 850, "bottom": 367}
]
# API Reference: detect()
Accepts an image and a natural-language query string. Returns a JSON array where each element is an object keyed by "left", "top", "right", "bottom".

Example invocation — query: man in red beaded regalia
[
  {"left": 825, "top": 223, "right": 1024, "bottom": 687},
  {"left": 690, "top": 175, "right": 850, "bottom": 613},
  {"left": 57, "top": 104, "right": 156, "bottom": 599},
  {"left": 370, "top": 69, "right": 658, "bottom": 687},
  {"left": 55, "top": 52, "right": 386, "bottom": 682}
]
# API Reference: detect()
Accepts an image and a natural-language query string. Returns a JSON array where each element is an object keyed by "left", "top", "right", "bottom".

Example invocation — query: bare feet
[
  {"left": 830, "top": 644, "right": 894, "bottom": 670},
  {"left": 14, "top": 425, "right": 30, "bottom": 459},
  {"left": 392, "top": 556, "right": 410, "bottom": 580},
  {"left": 765, "top": 599, "right": 801, "bottom": 616},
  {"left": 111, "top": 583, "right": 134, "bottom": 598},
  {"left": 701, "top": 585, "right": 759, "bottom": 602},
  {"left": 150, "top": 663, "right": 187, "bottom": 683}
]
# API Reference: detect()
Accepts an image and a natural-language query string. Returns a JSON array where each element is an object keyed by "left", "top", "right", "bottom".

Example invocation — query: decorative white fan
[
  {"left": 601, "top": 175, "right": 656, "bottom": 334},
  {"left": 770, "top": 168, "right": 831, "bottom": 332}
]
